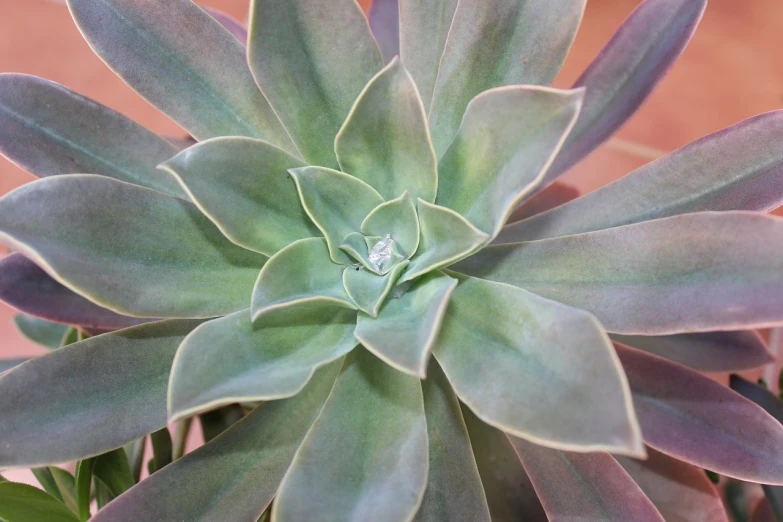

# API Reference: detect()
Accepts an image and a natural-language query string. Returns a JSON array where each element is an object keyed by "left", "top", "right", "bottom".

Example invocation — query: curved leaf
[
  {"left": 616, "top": 343, "right": 783, "bottom": 484},
  {"left": 428, "top": 0, "right": 585, "bottom": 155},
  {"left": 611, "top": 331, "right": 773, "bottom": 372},
  {"left": 161, "top": 137, "right": 316, "bottom": 257},
  {"left": 507, "top": 181, "right": 580, "bottom": 223},
  {"left": 0, "top": 320, "right": 201, "bottom": 468},
  {"left": 92, "top": 449, "right": 134, "bottom": 497},
  {"left": 455, "top": 212, "right": 783, "bottom": 335},
  {"left": 361, "top": 192, "right": 420, "bottom": 258},
  {"left": 75, "top": 458, "right": 95, "bottom": 521},
  {"left": 436, "top": 86, "right": 583, "bottom": 236},
  {"left": 502, "top": 111, "right": 783, "bottom": 243},
  {"left": 13, "top": 313, "right": 68, "bottom": 350},
  {"left": 0, "top": 175, "right": 265, "bottom": 318},
  {"left": 92, "top": 363, "right": 341, "bottom": 522},
  {"left": 368, "top": 0, "right": 399, "bottom": 63},
  {"left": 511, "top": 439, "right": 665, "bottom": 522},
  {"left": 545, "top": 0, "right": 707, "bottom": 181},
  {"left": 1, "top": 253, "right": 149, "bottom": 329},
  {"left": 342, "top": 260, "right": 408, "bottom": 317},
  {"left": 0, "top": 482, "right": 80, "bottom": 522},
  {"left": 67, "top": 0, "right": 294, "bottom": 150},
  {"left": 335, "top": 58, "right": 437, "bottom": 203},
  {"left": 618, "top": 447, "right": 729, "bottom": 522},
  {"left": 203, "top": 7, "right": 248, "bottom": 44},
  {"left": 0, "top": 74, "right": 185, "bottom": 198},
  {"left": 273, "top": 349, "right": 428, "bottom": 522},
  {"left": 355, "top": 270, "right": 457, "bottom": 377},
  {"left": 168, "top": 308, "right": 356, "bottom": 421},
  {"left": 248, "top": 0, "right": 382, "bottom": 166},
  {"left": 433, "top": 274, "right": 643, "bottom": 456}
]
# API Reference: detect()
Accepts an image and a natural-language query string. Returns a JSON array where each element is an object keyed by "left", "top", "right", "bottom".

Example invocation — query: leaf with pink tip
[
  {"left": 616, "top": 343, "right": 783, "bottom": 485},
  {"left": 543, "top": 0, "right": 707, "bottom": 184},
  {"left": 618, "top": 447, "right": 729, "bottom": 522},
  {"left": 369, "top": 0, "right": 399, "bottom": 64},
  {"left": 0, "top": 253, "right": 150, "bottom": 329},
  {"left": 428, "top": 0, "right": 586, "bottom": 156},
  {"left": 611, "top": 331, "right": 773, "bottom": 372},
  {"left": 510, "top": 437, "right": 665, "bottom": 522},
  {"left": 501, "top": 111, "right": 783, "bottom": 243},
  {"left": 455, "top": 212, "right": 783, "bottom": 335},
  {"left": 203, "top": 7, "right": 247, "bottom": 44}
]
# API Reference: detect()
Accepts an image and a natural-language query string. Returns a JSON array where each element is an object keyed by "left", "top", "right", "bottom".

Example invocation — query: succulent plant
[{"left": 2, "top": 0, "right": 783, "bottom": 520}]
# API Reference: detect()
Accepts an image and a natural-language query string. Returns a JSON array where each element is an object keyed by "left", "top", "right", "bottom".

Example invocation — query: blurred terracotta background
[{"left": 0, "top": 0, "right": 781, "bottom": 485}]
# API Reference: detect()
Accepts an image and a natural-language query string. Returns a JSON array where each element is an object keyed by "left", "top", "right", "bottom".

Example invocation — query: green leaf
[
  {"left": 13, "top": 315, "right": 69, "bottom": 350},
  {"left": 455, "top": 212, "right": 783, "bottom": 335},
  {"left": 399, "top": 0, "right": 459, "bottom": 110},
  {"left": 199, "top": 406, "right": 245, "bottom": 444},
  {"left": 435, "top": 86, "right": 583, "bottom": 236},
  {"left": 361, "top": 192, "right": 420, "bottom": 259},
  {"left": 428, "top": 0, "right": 586, "bottom": 155},
  {"left": 60, "top": 327, "right": 79, "bottom": 347},
  {"left": 0, "top": 319, "right": 202, "bottom": 467},
  {"left": 160, "top": 137, "right": 318, "bottom": 257},
  {"left": 274, "top": 349, "right": 428, "bottom": 522},
  {"left": 400, "top": 200, "right": 488, "bottom": 283},
  {"left": 93, "top": 449, "right": 134, "bottom": 497},
  {"left": 251, "top": 238, "right": 355, "bottom": 320},
  {"left": 356, "top": 270, "right": 457, "bottom": 377},
  {"left": 433, "top": 273, "right": 643, "bottom": 456},
  {"left": 75, "top": 458, "right": 95, "bottom": 521},
  {"left": 0, "top": 358, "right": 27, "bottom": 374},
  {"left": 172, "top": 418, "right": 193, "bottom": 461},
  {"left": 335, "top": 58, "right": 437, "bottom": 203},
  {"left": 30, "top": 468, "right": 64, "bottom": 504},
  {"left": 0, "top": 175, "right": 265, "bottom": 318},
  {"left": 123, "top": 438, "right": 145, "bottom": 483},
  {"left": 49, "top": 469, "right": 77, "bottom": 514},
  {"left": 248, "top": 0, "right": 383, "bottom": 166},
  {"left": 0, "top": 482, "right": 80, "bottom": 522},
  {"left": 66, "top": 0, "right": 295, "bottom": 151},
  {"left": 290, "top": 166, "right": 384, "bottom": 263},
  {"left": 168, "top": 307, "right": 357, "bottom": 421},
  {"left": 149, "top": 428, "right": 173, "bottom": 474},
  {"left": 342, "top": 260, "right": 409, "bottom": 318},
  {"left": 0, "top": 74, "right": 185, "bottom": 198},
  {"left": 90, "top": 363, "right": 342, "bottom": 522},
  {"left": 414, "top": 361, "right": 490, "bottom": 522},
  {"left": 92, "top": 482, "right": 112, "bottom": 511},
  {"left": 500, "top": 111, "right": 783, "bottom": 243}
]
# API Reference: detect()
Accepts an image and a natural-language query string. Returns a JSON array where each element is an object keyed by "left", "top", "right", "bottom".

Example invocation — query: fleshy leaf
[
  {"left": 433, "top": 273, "right": 643, "bottom": 455},
  {"left": 1, "top": 253, "right": 150, "bottom": 329},
  {"left": 290, "top": 166, "right": 384, "bottom": 263},
  {"left": 616, "top": 343, "right": 783, "bottom": 484},
  {"left": 251, "top": 238, "right": 355, "bottom": 320},
  {"left": 75, "top": 458, "right": 95, "bottom": 520},
  {"left": 361, "top": 192, "right": 420, "bottom": 258},
  {"left": 618, "top": 447, "right": 729, "bottom": 522},
  {"left": 0, "top": 482, "right": 80, "bottom": 522},
  {"left": 461, "top": 406, "right": 548, "bottom": 521},
  {"left": 414, "top": 361, "right": 490, "bottom": 522},
  {"left": 545, "top": 0, "right": 707, "bottom": 181},
  {"left": 92, "top": 448, "right": 134, "bottom": 497},
  {"left": 435, "top": 86, "right": 583, "bottom": 236},
  {"left": 248, "top": 0, "right": 383, "bottom": 166},
  {"left": 67, "top": 0, "right": 294, "bottom": 151},
  {"left": 399, "top": 200, "right": 488, "bottom": 284},
  {"left": 501, "top": 111, "right": 783, "bottom": 242},
  {"left": 611, "top": 331, "right": 773, "bottom": 372},
  {"left": 342, "top": 260, "right": 409, "bottom": 317},
  {"left": 507, "top": 181, "right": 580, "bottom": 223},
  {"left": 355, "top": 270, "right": 457, "bottom": 377},
  {"left": 203, "top": 7, "right": 248, "bottom": 44},
  {"left": 161, "top": 137, "right": 318, "bottom": 257},
  {"left": 0, "top": 320, "right": 201, "bottom": 467},
  {"left": 0, "top": 74, "right": 185, "bottom": 198},
  {"left": 511, "top": 438, "right": 665, "bottom": 522},
  {"left": 168, "top": 307, "right": 356, "bottom": 421},
  {"left": 368, "top": 0, "right": 399, "bottom": 63},
  {"left": 0, "top": 175, "right": 266, "bottom": 318},
  {"left": 273, "top": 349, "right": 428, "bottom": 522},
  {"left": 428, "top": 0, "right": 586, "bottom": 155},
  {"left": 455, "top": 212, "right": 783, "bottom": 335},
  {"left": 13, "top": 313, "right": 68, "bottom": 350},
  {"left": 335, "top": 58, "right": 437, "bottom": 203},
  {"left": 0, "top": 358, "right": 27, "bottom": 374},
  {"left": 91, "top": 363, "right": 341, "bottom": 522}
]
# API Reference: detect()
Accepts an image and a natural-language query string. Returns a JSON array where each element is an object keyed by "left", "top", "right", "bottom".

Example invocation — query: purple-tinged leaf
[
  {"left": 618, "top": 447, "right": 729, "bottom": 522},
  {"left": 611, "top": 331, "right": 773, "bottom": 372},
  {"left": 752, "top": 498, "right": 778, "bottom": 522},
  {"left": 13, "top": 314, "right": 69, "bottom": 350},
  {"left": 0, "top": 358, "right": 27, "bottom": 374},
  {"left": 0, "top": 74, "right": 185, "bottom": 199},
  {"left": 501, "top": 111, "right": 783, "bottom": 243},
  {"left": 455, "top": 212, "right": 783, "bottom": 335},
  {"left": 0, "top": 253, "right": 150, "bottom": 329},
  {"left": 616, "top": 343, "right": 783, "bottom": 485},
  {"left": 203, "top": 7, "right": 247, "bottom": 44},
  {"left": 506, "top": 182, "right": 580, "bottom": 224},
  {"left": 543, "top": 0, "right": 707, "bottom": 184},
  {"left": 510, "top": 437, "right": 665, "bottom": 522},
  {"left": 369, "top": 0, "right": 399, "bottom": 64}
]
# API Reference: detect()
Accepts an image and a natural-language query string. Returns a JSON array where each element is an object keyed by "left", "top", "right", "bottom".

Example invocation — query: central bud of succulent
[{"left": 367, "top": 234, "right": 395, "bottom": 272}]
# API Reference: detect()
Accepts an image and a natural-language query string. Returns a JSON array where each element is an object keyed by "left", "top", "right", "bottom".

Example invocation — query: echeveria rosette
[{"left": 1, "top": 0, "right": 783, "bottom": 521}]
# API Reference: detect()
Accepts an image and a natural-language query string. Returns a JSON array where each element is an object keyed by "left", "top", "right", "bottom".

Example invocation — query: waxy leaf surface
[
  {"left": 342, "top": 260, "right": 408, "bottom": 317},
  {"left": 13, "top": 313, "right": 69, "bottom": 350},
  {"left": 0, "top": 482, "right": 79, "bottom": 522},
  {"left": 361, "top": 192, "right": 420, "bottom": 258}
]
